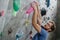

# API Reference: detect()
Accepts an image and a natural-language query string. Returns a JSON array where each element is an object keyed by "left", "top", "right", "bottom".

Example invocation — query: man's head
[{"left": 44, "top": 21, "right": 56, "bottom": 32}]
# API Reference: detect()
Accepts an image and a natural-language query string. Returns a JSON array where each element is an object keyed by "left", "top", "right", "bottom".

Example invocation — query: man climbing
[{"left": 32, "top": 2, "right": 55, "bottom": 40}]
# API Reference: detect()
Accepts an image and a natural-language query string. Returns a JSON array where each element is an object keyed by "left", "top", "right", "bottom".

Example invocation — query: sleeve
[{"left": 39, "top": 28, "right": 48, "bottom": 38}]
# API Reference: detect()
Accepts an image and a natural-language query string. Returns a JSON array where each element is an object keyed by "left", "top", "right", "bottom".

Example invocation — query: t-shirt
[{"left": 32, "top": 27, "right": 48, "bottom": 40}]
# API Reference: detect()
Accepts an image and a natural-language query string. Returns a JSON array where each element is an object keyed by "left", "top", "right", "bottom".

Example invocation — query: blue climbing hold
[{"left": 46, "top": 0, "right": 50, "bottom": 7}]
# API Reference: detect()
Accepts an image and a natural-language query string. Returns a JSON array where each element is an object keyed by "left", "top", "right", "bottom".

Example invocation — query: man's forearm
[
  {"left": 32, "top": 8, "right": 41, "bottom": 33},
  {"left": 37, "top": 7, "right": 42, "bottom": 25},
  {"left": 37, "top": 17, "right": 42, "bottom": 25},
  {"left": 37, "top": 6, "right": 42, "bottom": 19}
]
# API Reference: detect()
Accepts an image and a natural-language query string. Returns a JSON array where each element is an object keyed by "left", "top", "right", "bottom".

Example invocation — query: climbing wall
[
  {"left": 0, "top": 0, "right": 10, "bottom": 36},
  {"left": 0, "top": 0, "right": 57, "bottom": 40},
  {"left": 39, "top": 0, "right": 57, "bottom": 26}
]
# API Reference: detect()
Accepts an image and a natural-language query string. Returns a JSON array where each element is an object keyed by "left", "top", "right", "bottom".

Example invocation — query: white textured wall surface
[{"left": 0, "top": 0, "right": 57, "bottom": 40}]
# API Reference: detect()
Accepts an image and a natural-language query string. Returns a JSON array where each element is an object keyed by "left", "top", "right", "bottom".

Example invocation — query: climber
[{"left": 32, "top": 2, "right": 55, "bottom": 40}]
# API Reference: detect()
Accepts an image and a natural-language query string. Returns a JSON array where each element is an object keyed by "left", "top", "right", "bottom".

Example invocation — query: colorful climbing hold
[
  {"left": 25, "top": 19, "right": 30, "bottom": 26},
  {"left": 29, "top": 31, "right": 32, "bottom": 40},
  {"left": 41, "top": 8, "right": 46, "bottom": 16},
  {"left": 0, "top": 12, "right": 1, "bottom": 17},
  {"left": 26, "top": 6, "right": 34, "bottom": 15},
  {"left": 16, "top": 35, "right": 20, "bottom": 39},
  {"left": 0, "top": 32, "right": 2, "bottom": 36},
  {"left": 16, "top": 30, "right": 24, "bottom": 40},
  {"left": 29, "top": 31, "right": 32, "bottom": 35},
  {"left": 46, "top": 0, "right": 50, "bottom": 7},
  {"left": 13, "top": 0, "right": 20, "bottom": 16},
  {"left": 12, "top": 10, "right": 17, "bottom": 16},
  {"left": 0, "top": 10, "right": 4, "bottom": 17},
  {"left": 1, "top": 10, "right": 4, "bottom": 16},
  {"left": 47, "top": 17, "right": 50, "bottom": 20}
]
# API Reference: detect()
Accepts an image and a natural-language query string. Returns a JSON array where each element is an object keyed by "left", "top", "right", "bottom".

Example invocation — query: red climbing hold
[
  {"left": 0, "top": 10, "right": 4, "bottom": 17},
  {"left": 1, "top": 10, "right": 4, "bottom": 16}
]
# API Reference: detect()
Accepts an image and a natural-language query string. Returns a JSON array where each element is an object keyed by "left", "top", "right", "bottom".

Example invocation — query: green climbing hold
[
  {"left": 13, "top": 0, "right": 20, "bottom": 16},
  {"left": 0, "top": 32, "right": 3, "bottom": 37},
  {"left": 12, "top": 10, "right": 17, "bottom": 16}
]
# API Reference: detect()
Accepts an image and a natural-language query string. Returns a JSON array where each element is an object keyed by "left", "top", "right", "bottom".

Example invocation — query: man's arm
[
  {"left": 32, "top": 3, "right": 41, "bottom": 33},
  {"left": 35, "top": 2, "right": 42, "bottom": 25},
  {"left": 37, "top": 17, "right": 42, "bottom": 25},
  {"left": 37, "top": 6, "right": 42, "bottom": 25},
  {"left": 37, "top": 7, "right": 42, "bottom": 25}
]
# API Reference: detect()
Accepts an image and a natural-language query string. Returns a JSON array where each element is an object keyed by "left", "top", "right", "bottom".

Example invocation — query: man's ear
[
  {"left": 47, "top": 29, "right": 52, "bottom": 32},
  {"left": 49, "top": 21, "right": 56, "bottom": 32}
]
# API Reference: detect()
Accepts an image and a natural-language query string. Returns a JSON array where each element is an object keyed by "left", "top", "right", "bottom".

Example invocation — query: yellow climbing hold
[{"left": 25, "top": 19, "right": 30, "bottom": 26}]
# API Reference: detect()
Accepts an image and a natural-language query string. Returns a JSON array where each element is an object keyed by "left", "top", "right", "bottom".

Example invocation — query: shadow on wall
[{"left": 56, "top": 0, "right": 60, "bottom": 40}]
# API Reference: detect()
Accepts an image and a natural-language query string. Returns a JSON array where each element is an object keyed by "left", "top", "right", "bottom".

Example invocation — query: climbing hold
[
  {"left": 47, "top": 17, "right": 50, "bottom": 20},
  {"left": 44, "top": 17, "right": 46, "bottom": 21},
  {"left": 46, "top": 0, "right": 50, "bottom": 7},
  {"left": 12, "top": 10, "right": 17, "bottom": 16},
  {"left": 16, "top": 31, "right": 24, "bottom": 40},
  {"left": 41, "top": 8, "right": 46, "bottom": 16},
  {"left": 0, "top": 12, "right": 2, "bottom": 17},
  {"left": 1, "top": 10, "right": 4, "bottom": 16},
  {"left": 13, "top": 0, "right": 20, "bottom": 16},
  {"left": 52, "top": 6, "right": 54, "bottom": 8},
  {"left": 29, "top": 31, "right": 32, "bottom": 40},
  {"left": 0, "top": 10, "right": 4, "bottom": 17},
  {"left": 26, "top": 6, "right": 34, "bottom": 15},
  {"left": 0, "top": 32, "right": 3, "bottom": 37},
  {"left": 29, "top": 31, "right": 32, "bottom": 35},
  {"left": 16, "top": 35, "right": 20, "bottom": 39},
  {"left": 25, "top": 19, "right": 30, "bottom": 26},
  {"left": 26, "top": 2, "right": 35, "bottom": 16},
  {"left": 8, "top": 28, "right": 12, "bottom": 35}
]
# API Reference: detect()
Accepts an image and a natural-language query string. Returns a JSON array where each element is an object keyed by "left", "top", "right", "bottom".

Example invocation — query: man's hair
[{"left": 49, "top": 21, "right": 56, "bottom": 32}]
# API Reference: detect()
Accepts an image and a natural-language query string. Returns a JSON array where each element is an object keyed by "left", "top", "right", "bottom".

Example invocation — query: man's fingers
[
  {"left": 34, "top": 1, "right": 40, "bottom": 6},
  {"left": 31, "top": 1, "right": 41, "bottom": 18},
  {"left": 31, "top": 2, "right": 37, "bottom": 10}
]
